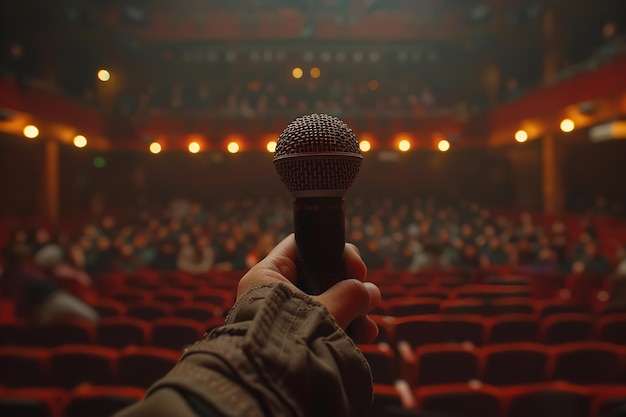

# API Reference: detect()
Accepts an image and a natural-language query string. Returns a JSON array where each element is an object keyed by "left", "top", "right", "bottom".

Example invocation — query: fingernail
[{"left": 363, "top": 282, "right": 381, "bottom": 306}]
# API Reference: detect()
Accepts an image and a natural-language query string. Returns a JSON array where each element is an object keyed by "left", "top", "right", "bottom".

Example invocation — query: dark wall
[{"left": 1, "top": 134, "right": 625, "bottom": 216}]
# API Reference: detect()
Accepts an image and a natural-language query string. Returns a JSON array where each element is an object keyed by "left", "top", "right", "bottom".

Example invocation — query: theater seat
[
  {"left": 126, "top": 302, "right": 173, "bottom": 321},
  {"left": 489, "top": 298, "right": 537, "bottom": 316},
  {"left": 173, "top": 303, "right": 219, "bottom": 322},
  {"left": 151, "top": 318, "right": 205, "bottom": 350},
  {"left": 597, "top": 313, "right": 626, "bottom": 345},
  {"left": 0, "top": 388, "right": 68, "bottom": 417},
  {"left": 118, "top": 346, "right": 180, "bottom": 388},
  {"left": 65, "top": 385, "right": 145, "bottom": 417},
  {"left": 480, "top": 343, "right": 548, "bottom": 386},
  {"left": 152, "top": 289, "right": 192, "bottom": 305},
  {"left": 191, "top": 288, "right": 235, "bottom": 309},
  {"left": 91, "top": 299, "right": 127, "bottom": 318},
  {"left": 414, "top": 383, "right": 501, "bottom": 417},
  {"left": 358, "top": 343, "right": 398, "bottom": 385},
  {"left": 401, "top": 343, "right": 478, "bottom": 387},
  {"left": 440, "top": 299, "right": 486, "bottom": 315},
  {"left": 49, "top": 345, "right": 117, "bottom": 388},
  {"left": 35, "top": 319, "right": 96, "bottom": 347},
  {"left": 109, "top": 290, "right": 152, "bottom": 304},
  {"left": 0, "top": 320, "right": 31, "bottom": 346},
  {"left": 394, "top": 315, "right": 485, "bottom": 347},
  {"left": 504, "top": 381, "right": 591, "bottom": 417},
  {"left": 96, "top": 317, "right": 151, "bottom": 348},
  {"left": 551, "top": 342, "right": 623, "bottom": 385},
  {"left": 387, "top": 297, "right": 440, "bottom": 316},
  {"left": 486, "top": 314, "right": 539, "bottom": 344},
  {"left": 0, "top": 347, "right": 50, "bottom": 387},
  {"left": 541, "top": 313, "right": 594, "bottom": 345},
  {"left": 590, "top": 385, "right": 626, "bottom": 417}
]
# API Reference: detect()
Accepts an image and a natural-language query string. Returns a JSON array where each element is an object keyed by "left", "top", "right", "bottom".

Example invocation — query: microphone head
[{"left": 273, "top": 113, "right": 363, "bottom": 198}]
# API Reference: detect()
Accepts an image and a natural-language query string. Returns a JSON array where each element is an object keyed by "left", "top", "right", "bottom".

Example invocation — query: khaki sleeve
[{"left": 116, "top": 283, "right": 373, "bottom": 417}]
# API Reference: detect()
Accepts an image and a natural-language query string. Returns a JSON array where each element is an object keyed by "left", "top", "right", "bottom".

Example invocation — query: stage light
[
  {"left": 73, "top": 135, "right": 87, "bottom": 148},
  {"left": 266, "top": 141, "right": 277, "bottom": 153},
  {"left": 398, "top": 139, "right": 411, "bottom": 152},
  {"left": 97, "top": 69, "right": 110, "bottom": 82},
  {"left": 310, "top": 67, "right": 320, "bottom": 78},
  {"left": 515, "top": 129, "right": 528, "bottom": 143},
  {"left": 23, "top": 125, "right": 39, "bottom": 139},
  {"left": 292, "top": 67, "right": 303, "bottom": 79},
  {"left": 188, "top": 141, "right": 200, "bottom": 153},
  {"left": 149, "top": 142, "right": 162, "bottom": 154},
  {"left": 437, "top": 139, "right": 450, "bottom": 152},
  {"left": 227, "top": 141, "right": 240, "bottom": 153},
  {"left": 359, "top": 140, "right": 371, "bottom": 152},
  {"left": 368, "top": 80, "right": 379, "bottom": 90},
  {"left": 560, "top": 118, "right": 575, "bottom": 133}
]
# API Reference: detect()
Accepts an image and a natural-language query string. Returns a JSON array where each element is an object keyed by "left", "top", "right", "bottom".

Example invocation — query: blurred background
[{"left": 1, "top": 1, "right": 626, "bottom": 417}]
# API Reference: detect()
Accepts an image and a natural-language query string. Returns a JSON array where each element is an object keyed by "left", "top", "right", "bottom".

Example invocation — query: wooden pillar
[
  {"left": 43, "top": 139, "right": 60, "bottom": 225},
  {"left": 541, "top": 4, "right": 565, "bottom": 213}
]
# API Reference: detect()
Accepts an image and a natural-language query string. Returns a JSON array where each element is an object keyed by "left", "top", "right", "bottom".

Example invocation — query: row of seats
[
  {"left": 0, "top": 317, "right": 223, "bottom": 349},
  {"left": 0, "top": 345, "right": 178, "bottom": 389},
  {"left": 373, "top": 313, "right": 626, "bottom": 346},
  {"left": 92, "top": 299, "right": 225, "bottom": 321},
  {"left": 2, "top": 381, "right": 624, "bottom": 417},
  {"left": 372, "top": 381, "right": 626, "bottom": 417},
  {"left": 360, "top": 341, "right": 626, "bottom": 387},
  {"left": 0, "top": 385, "right": 144, "bottom": 417}
]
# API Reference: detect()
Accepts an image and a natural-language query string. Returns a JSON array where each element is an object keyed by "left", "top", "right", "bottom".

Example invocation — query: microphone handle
[{"left": 293, "top": 196, "right": 346, "bottom": 295}]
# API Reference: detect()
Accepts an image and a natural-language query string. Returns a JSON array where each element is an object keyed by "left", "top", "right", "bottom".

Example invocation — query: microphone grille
[{"left": 273, "top": 114, "right": 362, "bottom": 197}]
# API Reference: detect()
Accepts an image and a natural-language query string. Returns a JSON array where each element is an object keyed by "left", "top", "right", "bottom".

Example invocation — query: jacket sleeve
[{"left": 114, "top": 283, "right": 373, "bottom": 417}]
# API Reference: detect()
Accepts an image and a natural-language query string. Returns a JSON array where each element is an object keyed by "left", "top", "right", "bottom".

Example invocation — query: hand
[{"left": 237, "top": 234, "right": 381, "bottom": 343}]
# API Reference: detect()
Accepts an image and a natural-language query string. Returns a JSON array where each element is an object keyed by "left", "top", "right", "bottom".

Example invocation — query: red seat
[
  {"left": 358, "top": 343, "right": 398, "bottom": 385},
  {"left": 589, "top": 385, "right": 626, "bottom": 417},
  {"left": 118, "top": 346, "right": 180, "bottom": 388},
  {"left": 0, "top": 388, "right": 68, "bottom": 417},
  {"left": 151, "top": 317, "right": 205, "bottom": 350},
  {"left": 540, "top": 302, "right": 592, "bottom": 317},
  {"left": 96, "top": 317, "right": 151, "bottom": 348},
  {"left": 35, "top": 319, "right": 96, "bottom": 347},
  {"left": 486, "top": 314, "right": 540, "bottom": 344},
  {"left": 440, "top": 299, "right": 486, "bottom": 315},
  {"left": 109, "top": 290, "right": 152, "bottom": 304},
  {"left": 49, "top": 345, "right": 117, "bottom": 388},
  {"left": 452, "top": 285, "right": 531, "bottom": 300},
  {"left": 387, "top": 297, "right": 440, "bottom": 316},
  {"left": 597, "top": 313, "right": 626, "bottom": 345},
  {"left": 369, "top": 315, "right": 396, "bottom": 345},
  {"left": 489, "top": 298, "right": 537, "bottom": 316},
  {"left": 152, "top": 289, "right": 193, "bottom": 305},
  {"left": 0, "top": 320, "right": 31, "bottom": 346},
  {"left": 551, "top": 342, "right": 623, "bottom": 385},
  {"left": 541, "top": 313, "right": 594, "bottom": 345},
  {"left": 394, "top": 314, "right": 486, "bottom": 347},
  {"left": 191, "top": 288, "right": 236, "bottom": 308},
  {"left": 65, "top": 385, "right": 145, "bottom": 417},
  {"left": 407, "top": 288, "right": 449, "bottom": 300},
  {"left": 405, "top": 343, "right": 478, "bottom": 387},
  {"left": 90, "top": 299, "right": 127, "bottom": 318},
  {"left": 504, "top": 381, "right": 591, "bottom": 417},
  {"left": 173, "top": 302, "right": 219, "bottom": 322},
  {"left": 480, "top": 343, "right": 549, "bottom": 386},
  {"left": 415, "top": 383, "right": 502, "bottom": 417},
  {"left": 371, "top": 382, "right": 416, "bottom": 417},
  {"left": 126, "top": 302, "right": 173, "bottom": 321},
  {"left": 0, "top": 347, "right": 50, "bottom": 387}
]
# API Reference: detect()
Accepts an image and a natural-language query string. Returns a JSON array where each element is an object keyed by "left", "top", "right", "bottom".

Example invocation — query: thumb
[{"left": 316, "top": 279, "right": 380, "bottom": 329}]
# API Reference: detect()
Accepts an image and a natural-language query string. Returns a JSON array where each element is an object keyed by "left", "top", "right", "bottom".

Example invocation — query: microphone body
[
  {"left": 273, "top": 114, "right": 362, "bottom": 294},
  {"left": 293, "top": 196, "right": 345, "bottom": 294}
]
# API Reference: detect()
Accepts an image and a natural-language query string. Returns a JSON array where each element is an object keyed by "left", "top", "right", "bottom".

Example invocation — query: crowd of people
[{"left": 2, "top": 197, "right": 625, "bottom": 324}]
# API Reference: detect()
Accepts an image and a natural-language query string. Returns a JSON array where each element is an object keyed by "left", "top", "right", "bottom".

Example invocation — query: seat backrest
[
  {"left": 0, "top": 347, "right": 50, "bottom": 387},
  {"left": 126, "top": 302, "right": 173, "bottom": 321},
  {"left": 480, "top": 342, "right": 549, "bottom": 386},
  {"left": 358, "top": 343, "right": 398, "bottom": 385},
  {"left": 597, "top": 313, "right": 626, "bottom": 345},
  {"left": 35, "top": 319, "right": 96, "bottom": 348},
  {"left": 415, "top": 383, "right": 502, "bottom": 417},
  {"left": 49, "top": 345, "right": 118, "bottom": 388},
  {"left": 65, "top": 386, "right": 145, "bottom": 417},
  {"left": 96, "top": 317, "right": 151, "bottom": 348},
  {"left": 151, "top": 318, "right": 205, "bottom": 350},
  {"left": 387, "top": 298, "right": 440, "bottom": 317},
  {"left": 486, "top": 314, "right": 540, "bottom": 344},
  {"left": 541, "top": 313, "right": 595, "bottom": 345},
  {"left": 414, "top": 344, "right": 478, "bottom": 386},
  {"left": 505, "top": 381, "right": 591, "bottom": 417},
  {"left": 172, "top": 303, "right": 219, "bottom": 322},
  {"left": 0, "top": 388, "right": 69, "bottom": 417},
  {"left": 91, "top": 299, "right": 127, "bottom": 318},
  {"left": 118, "top": 346, "right": 181, "bottom": 388},
  {"left": 551, "top": 341, "right": 622, "bottom": 384}
]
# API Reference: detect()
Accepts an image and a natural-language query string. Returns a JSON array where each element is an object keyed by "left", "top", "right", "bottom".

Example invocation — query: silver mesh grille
[{"left": 273, "top": 114, "right": 362, "bottom": 197}]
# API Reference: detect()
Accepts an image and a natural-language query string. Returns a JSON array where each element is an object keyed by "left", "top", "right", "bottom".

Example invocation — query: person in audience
[
  {"left": 178, "top": 235, "right": 216, "bottom": 274},
  {"left": 114, "top": 234, "right": 380, "bottom": 417},
  {"left": 1, "top": 244, "right": 98, "bottom": 324},
  {"left": 576, "top": 241, "right": 612, "bottom": 276},
  {"left": 214, "top": 237, "right": 247, "bottom": 271},
  {"left": 151, "top": 241, "right": 179, "bottom": 271}
]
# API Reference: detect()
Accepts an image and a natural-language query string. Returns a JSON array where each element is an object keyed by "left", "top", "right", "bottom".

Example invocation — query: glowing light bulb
[
  {"left": 515, "top": 130, "right": 528, "bottom": 143},
  {"left": 97, "top": 69, "right": 111, "bottom": 82},
  {"left": 359, "top": 140, "right": 371, "bottom": 152},
  {"left": 560, "top": 118, "right": 575, "bottom": 133},
  {"left": 266, "top": 141, "right": 277, "bottom": 153},
  {"left": 398, "top": 139, "right": 411, "bottom": 152},
  {"left": 227, "top": 141, "right": 240, "bottom": 153},
  {"left": 438, "top": 139, "right": 450, "bottom": 152},
  {"left": 292, "top": 67, "right": 303, "bottom": 79},
  {"left": 73, "top": 135, "right": 87, "bottom": 148},
  {"left": 149, "top": 142, "right": 162, "bottom": 154},
  {"left": 23, "top": 125, "right": 39, "bottom": 139},
  {"left": 188, "top": 141, "right": 200, "bottom": 153}
]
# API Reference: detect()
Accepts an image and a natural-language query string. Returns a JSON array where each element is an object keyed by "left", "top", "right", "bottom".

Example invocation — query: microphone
[{"left": 273, "top": 114, "right": 363, "bottom": 295}]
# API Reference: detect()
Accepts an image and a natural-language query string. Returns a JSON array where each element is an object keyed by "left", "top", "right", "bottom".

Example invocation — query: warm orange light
[
  {"left": 73, "top": 135, "right": 87, "bottom": 148},
  {"left": 359, "top": 140, "right": 371, "bottom": 152},
  {"left": 515, "top": 129, "right": 528, "bottom": 143},
  {"left": 188, "top": 141, "right": 200, "bottom": 153},
  {"left": 266, "top": 141, "right": 277, "bottom": 153},
  {"left": 227, "top": 141, "right": 240, "bottom": 153},
  {"left": 560, "top": 118, "right": 575, "bottom": 133},
  {"left": 398, "top": 139, "right": 411, "bottom": 152},
  {"left": 149, "top": 142, "right": 162, "bottom": 154},
  {"left": 292, "top": 67, "right": 303, "bottom": 79},
  {"left": 310, "top": 67, "right": 320, "bottom": 78},
  {"left": 23, "top": 125, "right": 39, "bottom": 139},
  {"left": 97, "top": 69, "right": 110, "bottom": 82},
  {"left": 368, "top": 80, "right": 379, "bottom": 90},
  {"left": 437, "top": 139, "right": 451, "bottom": 152}
]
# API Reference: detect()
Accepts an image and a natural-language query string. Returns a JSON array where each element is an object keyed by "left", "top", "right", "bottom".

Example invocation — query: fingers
[
  {"left": 348, "top": 316, "right": 380, "bottom": 344},
  {"left": 316, "top": 280, "right": 381, "bottom": 329},
  {"left": 345, "top": 243, "right": 367, "bottom": 282}
]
